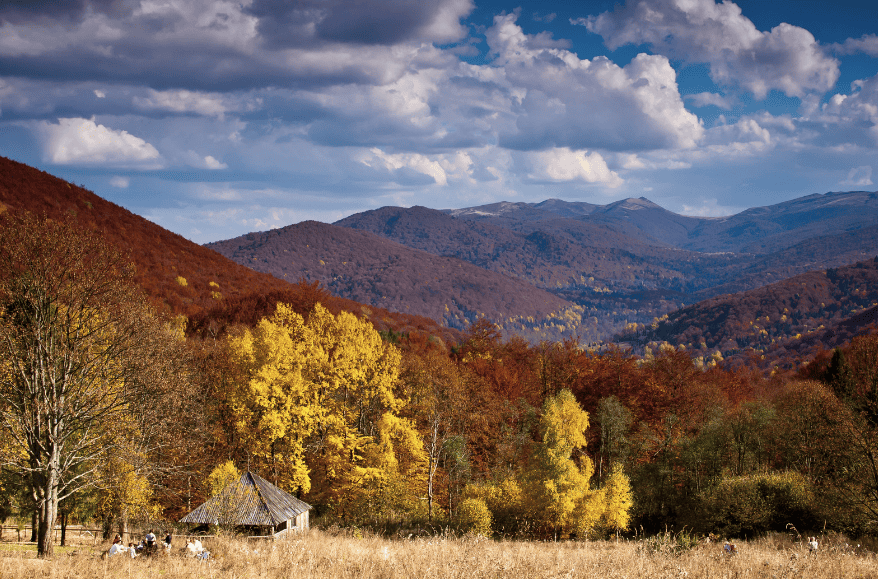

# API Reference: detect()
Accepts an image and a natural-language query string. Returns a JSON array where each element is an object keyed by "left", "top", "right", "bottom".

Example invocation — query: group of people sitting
[{"left": 105, "top": 529, "right": 176, "bottom": 559}]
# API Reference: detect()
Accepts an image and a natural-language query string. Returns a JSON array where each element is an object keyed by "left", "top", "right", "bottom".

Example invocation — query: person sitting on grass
[
  {"left": 106, "top": 541, "right": 125, "bottom": 558},
  {"left": 128, "top": 542, "right": 138, "bottom": 558},
  {"left": 723, "top": 542, "right": 737, "bottom": 555},
  {"left": 163, "top": 531, "right": 173, "bottom": 553}
]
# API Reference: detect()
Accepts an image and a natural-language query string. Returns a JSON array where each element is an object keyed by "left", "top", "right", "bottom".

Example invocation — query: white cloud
[
  {"left": 680, "top": 199, "right": 741, "bottom": 217},
  {"left": 810, "top": 73, "right": 878, "bottom": 148},
  {"left": 841, "top": 166, "right": 873, "bottom": 187},
  {"left": 618, "top": 152, "right": 691, "bottom": 170},
  {"left": 37, "top": 117, "right": 161, "bottom": 167},
  {"left": 525, "top": 148, "right": 623, "bottom": 187},
  {"left": 832, "top": 34, "right": 878, "bottom": 57},
  {"left": 94, "top": 89, "right": 106, "bottom": 98},
  {"left": 582, "top": 0, "right": 839, "bottom": 99},
  {"left": 204, "top": 155, "right": 227, "bottom": 170},
  {"left": 360, "top": 148, "right": 448, "bottom": 185},
  {"left": 132, "top": 89, "right": 260, "bottom": 119},
  {"left": 486, "top": 13, "right": 703, "bottom": 152},
  {"left": 685, "top": 92, "right": 735, "bottom": 110},
  {"left": 109, "top": 176, "right": 129, "bottom": 188},
  {"left": 182, "top": 150, "right": 229, "bottom": 170}
]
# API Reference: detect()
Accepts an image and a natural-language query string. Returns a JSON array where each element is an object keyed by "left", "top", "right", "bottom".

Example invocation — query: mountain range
[
  {"left": 209, "top": 190, "right": 878, "bottom": 349},
  {"left": 3, "top": 155, "right": 876, "bottom": 366}
]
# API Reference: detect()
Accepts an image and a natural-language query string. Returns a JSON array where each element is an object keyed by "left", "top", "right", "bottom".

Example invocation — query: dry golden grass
[{"left": 1, "top": 530, "right": 876, "bottom": 579}]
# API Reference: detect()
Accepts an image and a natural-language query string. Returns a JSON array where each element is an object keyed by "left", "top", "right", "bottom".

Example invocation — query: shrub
[
  {"left": 640, "top": 529, "right": 700, "bottom": 557},
  {"left": 698, "top": 471, "right": 818, "bottom": 538},
  {"left": 462, "top": 478, "right": 526, "bottom": 536},
  {"left": 457, "top": 498, "right": 492, "bottom": 537}
]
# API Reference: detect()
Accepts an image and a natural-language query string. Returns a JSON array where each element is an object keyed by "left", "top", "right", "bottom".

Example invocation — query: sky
[{"left": 1, "top": 0, "right": 877, "bottom": 244}]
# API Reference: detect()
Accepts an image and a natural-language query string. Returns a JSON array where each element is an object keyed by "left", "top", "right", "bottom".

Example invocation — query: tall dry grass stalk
[{"left": 1, "top": 529, "right": 876, "bottom": 578}]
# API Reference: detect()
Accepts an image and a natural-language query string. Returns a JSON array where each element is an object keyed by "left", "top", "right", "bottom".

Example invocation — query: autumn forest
[{"left": 1, "top": 157, "right": 878, "bottom": 560}]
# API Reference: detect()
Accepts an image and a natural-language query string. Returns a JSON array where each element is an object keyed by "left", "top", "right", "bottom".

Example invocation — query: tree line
[{"left": 2, "top": 214, "right": 877, "bottom": 557}]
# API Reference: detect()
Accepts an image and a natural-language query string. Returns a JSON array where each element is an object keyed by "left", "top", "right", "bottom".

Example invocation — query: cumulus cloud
[
  {"left": 181, "top": 150, "right": 228, "bottom": 170},
  {"left": 580, "top": 0, "right": 839, "bottom": 99},
  {"left": 525, "top": 147, "right": 623, "bottom": 187},
  {"left": 487, "top": 13, "right": 702, "bottom": 152},
  {"left": 841, "top": 166, "right": 873, "bottom": 187},
  {"left": 37, "top": 117, "right": 161, "bottom": 166},
  {"left": 133, "top": 89, "right": 254, "bottom": 119},
  {"left": 109, "top": 175, "right": 129, "bottom": 188},
  {"left": 832, "top": 34, "right": 878, "bottom": 57},
  {"left": 685, "top": 92, "right": 735, "bottom": 110},
  {"left": 809, "top": 74, "right": 878, "bottom": 148},
  {"left": 359, "top": 148, "right": 448, "bottom": 186}
]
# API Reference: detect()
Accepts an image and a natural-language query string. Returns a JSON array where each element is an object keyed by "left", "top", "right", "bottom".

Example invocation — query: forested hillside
[
  {"left": 620, "top": 257, "right": 878, "bottom": 369},
  {"left": 0, "top": 156, "right": 454, "bottom": 342},
  {"left": 205, "top": 220, "right": 577, "bottom": 335}
]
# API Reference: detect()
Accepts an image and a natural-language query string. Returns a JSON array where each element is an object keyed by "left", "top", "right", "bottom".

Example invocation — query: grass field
[{"left": 1, "top": 529, "right": 876, "bottom": 578}]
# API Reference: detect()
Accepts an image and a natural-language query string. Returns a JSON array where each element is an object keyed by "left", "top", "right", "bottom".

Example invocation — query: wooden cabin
[{"left": 180, "top": 471, "right": 311, "bottom": 537}]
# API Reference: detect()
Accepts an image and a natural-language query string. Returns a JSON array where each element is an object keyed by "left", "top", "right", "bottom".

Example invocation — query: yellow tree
[
  {"left": 226, "top": 303, "right": 425, "bottom": 520},
  {"left": 226, "top": 304, "right": 314, "bottom": 494},
  {"left": 600, "top": 463, "right": 633, "bottom": 535},
  {"left": 301, "top": 305, "right": 424, "bottom": 520},
  {"left": 525, "top": 389, "right": 593, "bottom": 538},
  {"left": 524, "top": 389, "right": 633, "bottom": 539}
]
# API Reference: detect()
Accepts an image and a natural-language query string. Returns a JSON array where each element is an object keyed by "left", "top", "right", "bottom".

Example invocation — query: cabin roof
[{"left": 180, "top": 471, "right": 311, "bottom": 527}]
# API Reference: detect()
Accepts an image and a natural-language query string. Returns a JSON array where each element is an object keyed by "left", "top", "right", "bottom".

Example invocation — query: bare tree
[{"left": 0, "top": 213, "right": 188, "bottom": 557}]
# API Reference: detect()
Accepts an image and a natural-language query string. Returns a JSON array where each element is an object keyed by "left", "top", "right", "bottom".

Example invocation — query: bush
[
  {"left": 640, "top": 529, "right": 700, "bottom": 557},
  {"left": 462, "top": 479, "right": 526, "bottom": 536},
  {"left": 698, "top": 471, "right": 818, "bottom": 538},
  {"left": 457, "top": 498, "right": 492, "bottom": 537}
]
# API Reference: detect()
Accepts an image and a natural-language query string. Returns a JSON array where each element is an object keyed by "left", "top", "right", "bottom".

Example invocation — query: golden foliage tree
[
  {"left": 524, "top": 389, "right": 633, "bottom": 539},
  {"left": 525, "top": 389, "right": 593, "bottom": 537},
  {"left": 226, "top": 302, "right": 425, "bottom": 521}
]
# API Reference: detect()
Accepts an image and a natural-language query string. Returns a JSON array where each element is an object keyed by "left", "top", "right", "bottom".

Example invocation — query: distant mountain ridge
[
  {"left": 444, "top": 191, "right": 878, "bottom": 253},
  {"left": 205, "top": 220, "right": 573, "bottom": 332},
  {"left": 204, "top": 188, "right": 878, "bottom": 345},
  {"left": 330, "top": 191, "right": 878, "bottom": 341}
]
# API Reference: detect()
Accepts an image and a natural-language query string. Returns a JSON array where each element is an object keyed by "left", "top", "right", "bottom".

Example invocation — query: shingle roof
[{"left": 180, "top": 471, "right": 311, "bottom": 527}]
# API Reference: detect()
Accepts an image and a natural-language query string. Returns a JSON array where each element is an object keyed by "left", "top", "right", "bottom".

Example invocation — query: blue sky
[{"left": 1, "top": 0, "right": 877, "bottom": 243}]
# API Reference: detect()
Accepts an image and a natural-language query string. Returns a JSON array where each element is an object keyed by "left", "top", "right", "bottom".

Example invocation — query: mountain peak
[{"left": 612, "top": 197, "right": 663, "bottom": 211}]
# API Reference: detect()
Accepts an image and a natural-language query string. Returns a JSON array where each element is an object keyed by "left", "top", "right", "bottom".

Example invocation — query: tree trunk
[
  {"left": 37, "top": 493, "right": 57, "bottom": 557},
  {"left": 60, "top": 511, "right": 68, "bottom": 547},
  {"left": 30, "top": 509, "right": 37, "bottom": 543},
  {"left": 36, "top": 463, "right": 60, "bottom": 558},
  {"left": 119, "top": 506, "right": 129, "bottom": 544}
]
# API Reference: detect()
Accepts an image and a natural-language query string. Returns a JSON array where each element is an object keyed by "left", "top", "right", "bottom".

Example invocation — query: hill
[
  {"left": 205, "top": 221, "right": 573, "bottom": 333},
  {"left": 619, "top": 256, "right": 878, "bottom": 368},
  {"left": 334, "top": 193, "right": 878, "bottom": 341},
  {"left": 0, "top": 156, "right": 457, "bottom": 343}
]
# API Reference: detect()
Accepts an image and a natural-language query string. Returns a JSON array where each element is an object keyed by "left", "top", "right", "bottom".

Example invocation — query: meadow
[{"left": 1, "top": 529, "right": 877, "bottom": 579}]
